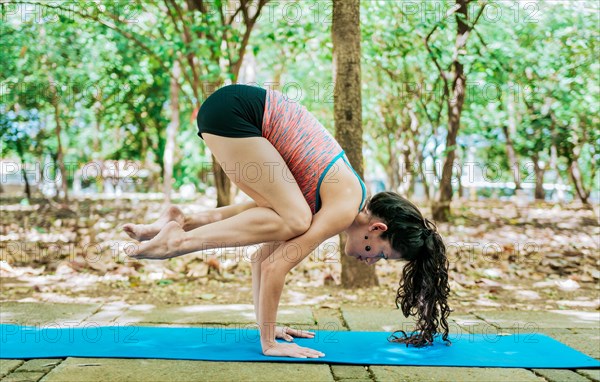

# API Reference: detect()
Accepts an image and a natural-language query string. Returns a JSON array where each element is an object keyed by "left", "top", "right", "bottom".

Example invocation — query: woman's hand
[
  {"left": 263, "top": 342, "right": 325, "bottom": 358},
  {"left": 275, "top": 326, "right": 315, "bottom": 342}
]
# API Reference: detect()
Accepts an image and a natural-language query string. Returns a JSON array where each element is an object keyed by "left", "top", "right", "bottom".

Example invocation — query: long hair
[{"left": 367, "top": 192, "right": 451, "bottom": 347}]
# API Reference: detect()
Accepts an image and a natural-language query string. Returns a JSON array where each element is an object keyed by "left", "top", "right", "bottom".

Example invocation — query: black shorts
[{"left": 196, "top": 84, "right": 267, "bottom": 139}]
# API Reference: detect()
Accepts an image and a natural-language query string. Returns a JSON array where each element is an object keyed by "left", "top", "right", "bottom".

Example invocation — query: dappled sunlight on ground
[{"left": 0, "top": 197, "right": 598, "bottom": 313}]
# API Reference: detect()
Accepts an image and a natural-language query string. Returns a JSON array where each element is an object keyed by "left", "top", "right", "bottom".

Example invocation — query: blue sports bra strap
[{"left": 341, "top": 154, "right": 367, "bottom": 212}]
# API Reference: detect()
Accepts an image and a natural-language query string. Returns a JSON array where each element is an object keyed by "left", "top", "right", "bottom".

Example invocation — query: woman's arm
[
  {"left": 252, "top": 242, "right": 315, "bottom": 342},
  {"left": 257, "top": 203, "right": 356, "bottom": 358},
  {"left": 252, "top": 242, "right": 281, "bottom": 323}
]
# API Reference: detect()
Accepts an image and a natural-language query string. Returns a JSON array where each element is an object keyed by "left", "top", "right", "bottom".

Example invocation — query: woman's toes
[
  {"left": 123, "top": 207, "right": 184, "bottom": 243},
  {"left": 128, "top": 221, "right": 184, "bottom": 260},
  {"left": 122, "top": 224, "right": 137, "bottom": 239},
  {"left": 166, "top": 206, "right": 185, "bottom": 225}
]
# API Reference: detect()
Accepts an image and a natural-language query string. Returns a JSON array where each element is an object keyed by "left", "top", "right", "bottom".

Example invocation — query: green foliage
[{"left": 1, "top": 0, "right": 597, "bottom": 200}]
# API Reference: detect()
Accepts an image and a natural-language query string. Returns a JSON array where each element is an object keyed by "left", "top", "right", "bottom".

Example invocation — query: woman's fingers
[
  {"left": 263, "top": 342, "right": 325, "bottom": 358},
  {"left": 292, "top": 344, "right": 324, "bottom": 358},
  {"left": 300, "top": 348, "right": 325, "bottom": 358},
  {"left": 276, "top": 326, "right": 315, "bottom": 340},
  {"left": 286, "top": 328, "right": 315, "bottom": 338}
]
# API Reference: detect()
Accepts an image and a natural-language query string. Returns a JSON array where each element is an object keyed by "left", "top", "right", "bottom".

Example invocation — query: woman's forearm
[
  {"left": 258, "top": 266, "right": 287, "bottom": 349},
  {"left": 256, "top": 236, "right": 330, "bottom": 350},
  {"left": 252, "top": 242, "right": 281, "bottom": 325},
  {"left": 252, "top": 262, "right": 261, "bottom": 324},
  {"left": 256, "top": 206, "right": 351, "bottom": 351}
]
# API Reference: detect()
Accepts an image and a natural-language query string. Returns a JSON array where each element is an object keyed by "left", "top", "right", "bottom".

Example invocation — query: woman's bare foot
[
  {"left": 122, "top": 206, "right": 185, "bottom": 241},
  {"left": 126, "top": 221, "right": 186, "bottom": 260}
]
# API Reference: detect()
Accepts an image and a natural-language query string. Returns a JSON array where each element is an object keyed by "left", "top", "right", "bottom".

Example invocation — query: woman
[{"left": 124, "top": 84, "right": 451, "bottom": 359}]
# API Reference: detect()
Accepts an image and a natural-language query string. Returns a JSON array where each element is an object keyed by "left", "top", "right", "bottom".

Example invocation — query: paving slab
[
  {"left": 82, "top": 301, "right": 130, "bottom": 325},
  {"left": 370, "top": 366, "right": 544, "bottom": 381},
  {"left": 312, "top": 308, "right": 346, "bottom": 332},
  {"left": 341, "top": 306, "right": 416, "bottom": 332},
  {"left": 569, "top": 327, "right": 600, "bottom": 336},
  {"left": 0, "top": 360, "right": 24, "bottom": 378},
  {"left": 42, "top": 357, "right": 334, "bottom": 382},
  {"left": 114, "top": 304, "right": 314, "bottom": 326},
  {"left": 532, "top": 369, "right": 591, "bottom": 382},
  {"left": 577, "top": 369, "right": 600, "bottom": 382},
  {"left": 0, "top": 302, "right": 101, "bottom": 326},
  {"left": 549, "top": 310, "right": 600, "bottom": 328},
  {"left": 1, "top": 371, "right": 45, "bottom": 382},
  {"left": 14, "top": 359, "right": 61, "bottom": 373},
  {"left": 474, "top": 310, "right": 600, "bottom": 330},
  {"left": 450, "top": 314, "right": 490, "bottom": 336},
  {"left": 330, "top": 365, "right": 371, "bottom": 380},
  {"left": 544, "top": 330, "right": 600, "bottom": 359}
]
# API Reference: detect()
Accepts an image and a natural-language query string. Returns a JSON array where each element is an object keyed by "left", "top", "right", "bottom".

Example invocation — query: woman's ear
[{"left": 370, "top": 222, "right": 388, "bottom": 232}]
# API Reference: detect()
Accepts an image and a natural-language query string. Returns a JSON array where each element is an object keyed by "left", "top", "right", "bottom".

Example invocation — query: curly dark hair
[{"left": 367, "top": 191, "right": 451, "bottom": 347}]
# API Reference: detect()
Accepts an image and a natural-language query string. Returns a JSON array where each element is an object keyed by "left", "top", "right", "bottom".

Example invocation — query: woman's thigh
[{"left": 203, "top": 134, "right": 311, "bottom": 221}]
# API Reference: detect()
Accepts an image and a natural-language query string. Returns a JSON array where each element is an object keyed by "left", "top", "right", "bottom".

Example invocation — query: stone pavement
[{"left": 0, "top": 302, "right": 598, "bottom": 382}]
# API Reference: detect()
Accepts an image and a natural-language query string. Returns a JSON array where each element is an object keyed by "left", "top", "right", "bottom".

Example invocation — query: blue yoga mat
[{"left": 1, "top": 324, "right": 598, "bottom": 368}]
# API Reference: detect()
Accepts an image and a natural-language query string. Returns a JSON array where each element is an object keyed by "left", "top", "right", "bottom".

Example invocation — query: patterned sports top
[{"left": 262, "top": 89, "right": 366, "bottom": 214}]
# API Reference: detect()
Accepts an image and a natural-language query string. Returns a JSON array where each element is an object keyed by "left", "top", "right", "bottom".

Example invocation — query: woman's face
[{"left": 344, "top": 222, "right": 401, "bottom": 265}]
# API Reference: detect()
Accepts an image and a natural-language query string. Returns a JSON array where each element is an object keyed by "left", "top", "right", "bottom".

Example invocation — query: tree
[
  {"left": 0, "top": 109, "right": 45, "bottom": 201},
  {"left": 13, "top": 0, "right": 269, "bottom": 205},
  {"left": 427, "top": 0, "right": 486, "bottom": 221},
  {"left": 361, "top": 0, "right": 441, "bottom": 199},
  {"left": 504, "top": 1, "right": 599, "bottom": 203},
  {"left": 163, "top": 61, "right": 181, "bottom": 203},
  {"left": 158, "top": 0, "right": 270, "bottom": 206},
  {"left": 332, "top": 0, "right": 378, "bottom": 288}
]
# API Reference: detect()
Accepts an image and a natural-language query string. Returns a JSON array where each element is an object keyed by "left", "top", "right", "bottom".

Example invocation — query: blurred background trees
[{"left": 1, "top": 1, "right": 598, "bottom": 286}]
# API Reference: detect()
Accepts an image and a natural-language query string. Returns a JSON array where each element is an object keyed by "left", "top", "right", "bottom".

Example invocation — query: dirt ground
[{"left": 1, "top": 196, "right": 599, "bottom": 313}]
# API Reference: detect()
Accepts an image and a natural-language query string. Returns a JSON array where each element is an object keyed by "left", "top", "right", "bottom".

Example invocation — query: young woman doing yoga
[{"left": 123, "top": 84, "right": 450, "bottom": 359}]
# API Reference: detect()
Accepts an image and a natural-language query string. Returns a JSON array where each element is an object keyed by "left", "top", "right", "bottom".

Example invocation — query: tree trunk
[
  {"left": 531, "top": 154, "right": 545, "bottom": 201},
  {"left": 429, "top": 0, "right": 486, "bottom": 220},
  {"left": 48, "top": 77, "right": 69, "bottom": 202},
  {"left": 207, "top": 80, "right": 231, "bottom": 207},
  {"left": 16, "top": 141, "right": 32, "bottom": 201},
  {"left": 92, "top": 112, "right": 103, "bottom": 192},
  {"left": 457, "top": 149, "right": 465, "bottom": 200},
  {"left": 210, "top": 4, "right": 265, "bottom": 206},
  {"left": 213, "top": 156, "right": 232, "bottom": 207},
  {"left": 549, "top": 144, "right": 565, "bottom": 202},
  {"left": 568, "top": 158, "right": 590, "bottom": 204},
  {"left": 432, "top": 0, "right": 471, "bottom": 222},
  {"left": 93, "top": 108, "right": 101, "bottom": 155},
  {"left": 407, "top": 108, "right": 428, "bottom": 200},
  {"left": 388, "top": 136, "right": 400, "bottom": 192},
  {"left": 432, "top": 80, "right": 464, "bottom": 220},
  {"left": 565, "top": 138, "right": 591, "bottom": 205},
  {"left": 502, "top": 125, "right": 521, "bottom": 189},
  {"left": 401, "top": 142, "right": 412, "bottom": 196},
  {"left": 399, "top": 115, "right": 415, "bottom": 197},
  {"left": 163, "top": 61, "right": 181, "bottom": 204},
  {"left": 505, "top": 84, "right": 521, "bottom": 189},
  {"left": 419, "top": 156, "right": 431, "bottom": 201},
  {"left": 333, "top": 0, "right": 378, "bottom": 288}
]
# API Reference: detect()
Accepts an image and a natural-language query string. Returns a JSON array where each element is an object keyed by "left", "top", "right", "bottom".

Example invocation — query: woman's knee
[{"left": 281, "top": 206, "right": 312, "bottom": 238}]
